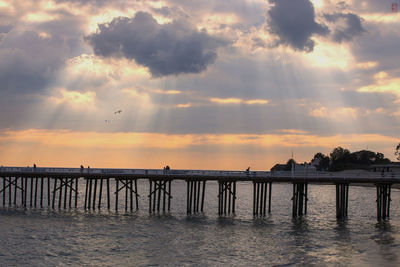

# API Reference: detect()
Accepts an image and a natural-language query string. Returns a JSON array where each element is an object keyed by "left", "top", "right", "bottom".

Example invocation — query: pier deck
[
  {"left": 1, "top": 166, "right": 399, "bottom": 220},
  {"left": 1, "top": 166, "right": 398, "bottom": 183}
]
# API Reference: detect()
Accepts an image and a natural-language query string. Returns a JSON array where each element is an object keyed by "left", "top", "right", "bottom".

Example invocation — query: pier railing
[{"left": 0, "top": 166, "right": 398, "bottom": 183}]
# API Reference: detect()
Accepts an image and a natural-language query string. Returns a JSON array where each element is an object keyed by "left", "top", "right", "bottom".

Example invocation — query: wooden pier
[{"left": 0, "top": 166, "right": 399, "bottom": 221}]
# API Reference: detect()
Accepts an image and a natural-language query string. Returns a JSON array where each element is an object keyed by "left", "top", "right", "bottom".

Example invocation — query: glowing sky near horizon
[{"left": 0, "top": 0, "right": 399, "bottom": 170}]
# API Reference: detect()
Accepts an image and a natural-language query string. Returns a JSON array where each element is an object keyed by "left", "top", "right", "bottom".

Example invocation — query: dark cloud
[
  {"left": 0, "top": 31, "right": 69, "bottom": 95},
  {"left": 351, "top": 23, "right": 400, "bottom": 73},
  {"left": 86, "top": 12, "right": 228, "bottom": 77},
  {"left": 151, "top": 6, "right": 174, "bottom": 17},
  {"left": 0, "top": 24, "right": 12, "bottom": 34},
  {"left": 252, "top": 37, "right": 266, "bottom": 49},
  {"left": 0, "top": 18, "right": 85, "bottom": 98},
  {"left": 324, "top": 12, "right": 365, "bottom": 42},
  {"left": 267, "top": 0, "right": 329, "bottom": 52},
  {"left": 0, "top": 24, "right": 12, "bottom": 42}
]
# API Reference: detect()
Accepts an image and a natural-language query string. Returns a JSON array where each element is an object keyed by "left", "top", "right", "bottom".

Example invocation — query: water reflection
[
  {"left": 334, "top": 219, "right": 350, "bottom": 240},
  {"left": 291, "top": 217, "right": 310, "bottom": 233},
  {"left": 285, "top": 217, "right": 321, "bottom": 265},
  {"left": 217, "top": 216, "right": 236, "bottom": 226},
  {"left": 372, "top": 221, "right": 399, "bottom": 263},
  {"left": 252, "top": 216, "right": 274, "bottom": 227}
]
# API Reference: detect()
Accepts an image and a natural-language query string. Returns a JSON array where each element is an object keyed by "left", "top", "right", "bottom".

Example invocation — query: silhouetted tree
[
  {"left": 311, "top": 152, "right": 330, "bottom": 171},
  {"left": 396, "top": 143, "right": 400, "bottom": 161},
  {"left": 328, "top": 147, "right": 391, "bottom": 171},
  {"left": 330, "top": 147, "right": 350, "bottom": 163},
  {"left": 351, "top": 150, "right": 376, "bottom": 165},
  {"left": 375, "top": 152, "right": 391, "bottom": 164}
]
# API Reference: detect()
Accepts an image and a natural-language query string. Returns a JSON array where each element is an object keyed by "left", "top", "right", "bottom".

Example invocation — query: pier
[{"left": 0, "top": 166, "right": 399, "bottom": 221}]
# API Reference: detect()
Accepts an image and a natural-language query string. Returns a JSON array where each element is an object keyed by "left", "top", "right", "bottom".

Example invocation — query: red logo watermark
[{"left": 392, "top": 3, "right": 398, "bottom": 12}]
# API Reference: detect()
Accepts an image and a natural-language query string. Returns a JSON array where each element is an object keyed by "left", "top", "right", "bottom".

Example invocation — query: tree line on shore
[{"left": 279, "top": 144, "right": 400, "bottom": 172}]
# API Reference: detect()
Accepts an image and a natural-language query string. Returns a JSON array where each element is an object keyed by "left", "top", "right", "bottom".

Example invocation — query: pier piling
[
  {"left": 253, "top": 181, "right": 272, "bottom": 216},
  {"left": 115, "top": 178, "right": 139, "bottom": 212},
  {"left": 186, "top": 180, "right": 206, "bottom": 214},
  {"left": 292, "top": 182, "right": 308, "bottom": 217},
  {"left": 336, "top": 183, "right": 349, "bottom": 219},
  {"left": 0, "top": 168, "right": 399, "bottom": 220},
  {"left": 149, "top": 179, "right": 171, "bottom": 213},
  {"left": 217, "top": 180, "right": 236, "bottom": 215},
  {"left": 376, "top": 183, "right": 391, "bottom": 221}
]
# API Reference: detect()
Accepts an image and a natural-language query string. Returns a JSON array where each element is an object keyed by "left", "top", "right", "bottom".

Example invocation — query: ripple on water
[{"left": 1, "top": 183, "right": 400, "bottom": 266}]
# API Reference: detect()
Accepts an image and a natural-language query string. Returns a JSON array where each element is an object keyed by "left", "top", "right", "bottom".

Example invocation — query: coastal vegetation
[{"left": 276, "top": 146, "right": 396, "bottom": 172}]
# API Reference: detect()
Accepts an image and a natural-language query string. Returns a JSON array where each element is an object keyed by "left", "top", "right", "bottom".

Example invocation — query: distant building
[
  {"left": 293, "top": 163, "right": 316, "bottom": 173},
  {"left": 270, "top": 163, "right": 316, "bottom": 173}
]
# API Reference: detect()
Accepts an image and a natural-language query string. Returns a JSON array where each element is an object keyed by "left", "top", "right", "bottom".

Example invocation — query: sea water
[{"left": 1, "top": 180, "right": 400, "bottom": 266}]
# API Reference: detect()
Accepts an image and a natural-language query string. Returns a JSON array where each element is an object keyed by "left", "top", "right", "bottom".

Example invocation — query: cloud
[
  {"left": 0, "top": 23, "right": 12, "bottom": 34},
  {"left": 210, "top": 97, "right": 269, "bottom": 105},
  {"left": 252, "top": 37, "right": 266, "bottom": 49},
  {"left": 54, "top": 0, "right": 109, "bottom": 6},
  {"left": 324, "top": 12, "right": 365, "bottom": 42},
  {"left": 49, "top": 89, "right": 96, "bottom": 107},
  {"left": 0, "top": 4, "right": 86, "bottom": 97},
  {"left": 345, "top": 0, "right": 393, "bottom": 13},
  {"left": 267, "top": 0, "right": 329, "bottom": 52},
  {"left": 165, "top": 0, "right": 267, "bottom": 28},
  {"left": 351, "top": 23, "right": 400, "bottom": 73},
  {"left": 0, "top": 30, "right": 70, "bottom": 95},
  {"left": 86, "top": 12, "right": 228, "bottom": 77}
]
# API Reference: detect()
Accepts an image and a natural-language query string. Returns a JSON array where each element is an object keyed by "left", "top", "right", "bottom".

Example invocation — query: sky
[{"left": 0, "top": 0, "right": 399, "bottom": 170}]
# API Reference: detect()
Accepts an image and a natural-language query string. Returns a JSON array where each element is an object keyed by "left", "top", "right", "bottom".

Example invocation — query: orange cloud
[
  {"left": 0, "top": 129, "right": 396, "bottom": 150},
  {"left": 358, "top": 71, "right": 400, "bottom": 95},
  {"left": 0, "top": 129, "right": 397, "bottom": 169},
  {"left": 210, "top": 98, "right": 269, "bottom": 105},
  {"left": 175, "top": 103, "right": 192, "bottom": 108},
  {"left": 49, "top": 89, "right": 96, "bottom": 108},
  {"left": 210, "top": 97, "right": 242, "bottom": 104}
]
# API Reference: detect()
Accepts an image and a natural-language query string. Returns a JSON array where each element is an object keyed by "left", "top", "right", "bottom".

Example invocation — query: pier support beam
[
  {"left": 0, "top": 177, "right": 24, "bottom": 207},
  {"left": 186, "top": 180, "right": 206, "bottom": 214},
  {"left": 53, "top": 178, "right": 77, "bottom": 210},
  {"left": 217, "top": 180, "right": 236, "bottom": 215},
  {"left": 376, "top": 183, "right": 391, "bottom": 221},
  {"left": 0, "top": 176, "right": 78, "bottom": 209},
  {"left": 336, "top": 183, "right": 349, "bottom": 219},
  {"left": 292, "top": 182, "right": 308, "bottom": 217},
  {"left": 148, "top": 179, "right": 172, "bottom": 213},
  {"left": 253, "top": 181, "right": 272, "bottom": 216},
  {"left": 115, "top": 178, "right": 139, "bottom": 212}
]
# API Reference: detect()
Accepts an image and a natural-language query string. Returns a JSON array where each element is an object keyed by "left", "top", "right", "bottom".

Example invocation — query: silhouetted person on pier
[
  {"left": 33, "top": 164, "right": 36, "bottom": 171},
  {"left": 88, "top": 166, "right": 90, "bottom": 173},
  {"left": 80, "top": 165, "right": 84, "bottom": 172},
  {"left": 165, "top": 165, "right": 170, "bottom": 171},
  {"left": 246, "top": 166, "right": 250, "bottom": 176}
]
